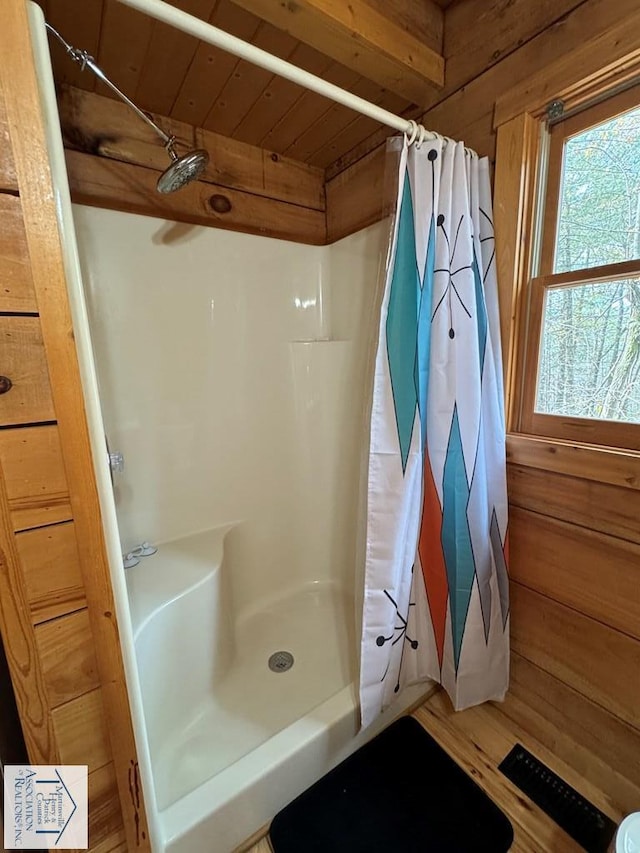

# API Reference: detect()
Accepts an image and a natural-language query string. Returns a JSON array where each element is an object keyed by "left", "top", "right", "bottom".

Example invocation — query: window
[{"left": 520, "top": 85, "right": 640, "bottom": 450}]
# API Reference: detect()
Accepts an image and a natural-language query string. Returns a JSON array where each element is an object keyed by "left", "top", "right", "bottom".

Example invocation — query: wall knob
[{"left": 0, "top": 376, "right": 13, "bottom": 395}]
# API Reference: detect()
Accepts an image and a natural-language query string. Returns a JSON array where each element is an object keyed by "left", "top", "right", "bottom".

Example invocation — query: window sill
[{"left": 506, "top": 433, "right": 640, "bottom": 491}]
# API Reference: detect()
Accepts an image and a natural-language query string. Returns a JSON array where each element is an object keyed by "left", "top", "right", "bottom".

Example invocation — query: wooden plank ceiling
[{"left": 37, "top": 0, "right": 455, "bottom": 172}]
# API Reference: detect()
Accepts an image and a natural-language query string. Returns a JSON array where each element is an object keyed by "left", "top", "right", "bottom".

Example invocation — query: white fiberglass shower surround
[
  {"left": 27, "top": 4, "right": 435, "bottom": 852},
  {"left": 73, "top": 209, "right": 435, "bottom": 853}
]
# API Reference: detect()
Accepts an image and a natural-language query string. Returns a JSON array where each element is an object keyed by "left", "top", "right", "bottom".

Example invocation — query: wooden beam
[
  {"left": 324, "top": 0, "right": 640, "bottom": 243},
  {"left": 366, "top": 0, "right": 443, "bottom": 55},
  {"left": 66, "top": 150, "right": 327, "bottom": 244},
  {"left": 325, "top": 0, "right": 593, "bottom": 181},
  {"left": 227, "top": 0, "right": 444, "bottom": 104},
  {"left": 58, "top": 84, "right": 325, "bottom": 212}
]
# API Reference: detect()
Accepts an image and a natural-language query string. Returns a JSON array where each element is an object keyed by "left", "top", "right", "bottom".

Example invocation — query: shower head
[
  {"left": 45, "top": 22, "right": 210, "bottom": 195},
  {"left": 157, "top": 143, "right": 210, "bottom": 194}
]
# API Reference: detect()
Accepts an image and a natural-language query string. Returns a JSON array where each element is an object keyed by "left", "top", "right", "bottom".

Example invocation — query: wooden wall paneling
[
  {"left": 308, "top": 112, "right": 387, "bottom": 171},
  {"left": 227, "top": 0, "right": 445, "bottom": 102},
  {"left": 66, "top": 150, "right": 326, "bottom": 244},
  {"left": 171, "top": 0, "right": 262, "bottom": 127},
  {"left": 0, "top": 194, "right": 38, "bottom": 313},
  {"left": 493, "top": 113, "right": 539, "bottom": 422},
  {"left": 324, "top": 0, "right": 640, "bottom": 240},
  {"left": 0, "top": 81, "right": 19, "bottom": 192},
  {"left": 499, "top": 653, "right": 640, "bottom": 814},
  {"left": 494, "top": 7, "right": 640, "bottom": 128},
  {"left": 52, "top": 687, "right": 112, "bottom": 772},
  {"left": 509, "top": 505, "right": 640, "bottom": 639},
  {"left": 306, "top": 87, "right": 408, "bottom": 169},
  {"left": 0, "top": 425, "right": 72, "bottom": 532},
  {"left": 323, "top": 107, "right": 495, "bottom": 241},
  {"left": 285, "top": 76, "right": 389, "bottom": 162},
  {"left": 510, "top": 583, "right": 640, "bottom": 730},
  {"left": 16, "top": 521, "right": 86, "bottom": 624},
  {"left": 58, "top": 85, "right": 326, "bottom": 211},
  {"left": 1, "top": 2, "right": 150, "bottom": 847},
  {"left": 326, "top": 144, "right": 387, "bottom": 243},
  {"left": 444, "top": 0, "right": 584, "bottom": 98},
  {"left": 506, "top": 434, "right": 640, "bottom": 491},
  {"left": 426, "top": 0, "right": 640, "bottom": 161},
  {"left": 232, "top": 42, "right": 333, "bottom": 146},
  {"left": 133, "top": 0, "right": 218, "bottom": 116},
  {"left": 0, "top": 316, "right": 55, "bottom": 426},
  {"left": 507, "top": 464, "right": 640, "bottom": 545},
  {"left": 432, "top": 694, "right": 623, "bottom": 825},
  {"left": 261, "top": 62, "right": 360, "bottom": 154},
  {"left": 95, "top": 0, "right": 154, "bottom": 101},
  {"left": 0, "top": 459, "right": 57, "bottom": 764},
  {"left": 324, "top": 0, "right": 599, "bottom": 181},
  {"left": 323, "top": 103, "right": 422, "bottom": 181},
  {"left": 202, "top": 22, "right": 298, "bottom": 138},
  {"left": 35, "top": 608, "right": 100, "bottom": 707},
  {"left": 287, "top": 81, "right": 408, "bottom": 165},
  {"left": 88, "top": 762, "right": 128, "bottom": 853}
]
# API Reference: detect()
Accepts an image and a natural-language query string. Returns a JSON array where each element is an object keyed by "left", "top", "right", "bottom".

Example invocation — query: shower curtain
[{"left": 360, "top": 135, "right": 509, "bottom": 729}]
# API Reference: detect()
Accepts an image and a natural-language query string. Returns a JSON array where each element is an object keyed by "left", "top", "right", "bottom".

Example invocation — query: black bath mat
[{"left": 269, "top": 715, "right": 514, "bottom": 852}]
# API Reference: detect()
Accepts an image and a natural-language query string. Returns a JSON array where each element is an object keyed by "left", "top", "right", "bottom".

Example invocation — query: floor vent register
[{"left": 499, "top": 743, "right": 617, "bottom": 852}]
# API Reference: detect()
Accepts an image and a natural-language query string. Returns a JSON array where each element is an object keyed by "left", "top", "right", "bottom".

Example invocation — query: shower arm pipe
[
  {"left": 113, "top": 0, "right": 445, "bottom": 145},
  {"left": 44, "top": 22, "right": 175, "bottom": 151}
]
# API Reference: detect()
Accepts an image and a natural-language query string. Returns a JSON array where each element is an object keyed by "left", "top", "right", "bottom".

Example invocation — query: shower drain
[{"left": 268, "top": 651, "right": 294, "bottom": 673}]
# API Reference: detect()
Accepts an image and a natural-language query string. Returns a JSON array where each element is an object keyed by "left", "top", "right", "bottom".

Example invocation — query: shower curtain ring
[
  {"left": 415, "top": 124, "right": 427, "bottom": 149},
  {"left": 404, "top": 119, "right": 419, "bottom": 146}
]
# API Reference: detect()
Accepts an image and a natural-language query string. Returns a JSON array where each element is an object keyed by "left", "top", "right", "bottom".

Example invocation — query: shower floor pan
[{"left": 126, "top": 528, "right": 434, "bottom": 853}]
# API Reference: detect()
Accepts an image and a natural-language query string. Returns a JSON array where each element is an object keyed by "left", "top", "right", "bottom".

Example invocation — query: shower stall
[
  {"left": 73, "top": 208, "right": 434, "bottom": 852},
  {"left": 27, "top": 4, "right": 435, "bottom": 851}
]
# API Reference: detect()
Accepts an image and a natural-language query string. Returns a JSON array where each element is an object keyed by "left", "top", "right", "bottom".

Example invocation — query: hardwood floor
[{"left": 244, "top": 689, "right": 634, "bottom": 852}]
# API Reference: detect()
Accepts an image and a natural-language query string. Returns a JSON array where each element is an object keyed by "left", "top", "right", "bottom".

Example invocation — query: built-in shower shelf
[{"left": 125, "top": 525, "right": 232, "bottom": 638}]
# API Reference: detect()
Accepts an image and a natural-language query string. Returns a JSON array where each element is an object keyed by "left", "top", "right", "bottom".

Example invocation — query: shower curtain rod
[{"left": 114, "top": 0, "right": 455, "bottom": 148}]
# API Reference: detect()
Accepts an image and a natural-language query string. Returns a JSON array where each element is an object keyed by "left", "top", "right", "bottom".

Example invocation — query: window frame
[
  {"left": 517, "top": 84, "right": 640, "bottom": 451},
  {"left": 520, "top": 262, "right": 640, "bottom": 450},
  {"left": 493, "top": 23, "right": 640, "bottom": 487},
  {"left": 539, "top": 84, "right": 640, "bottom": 278}
]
